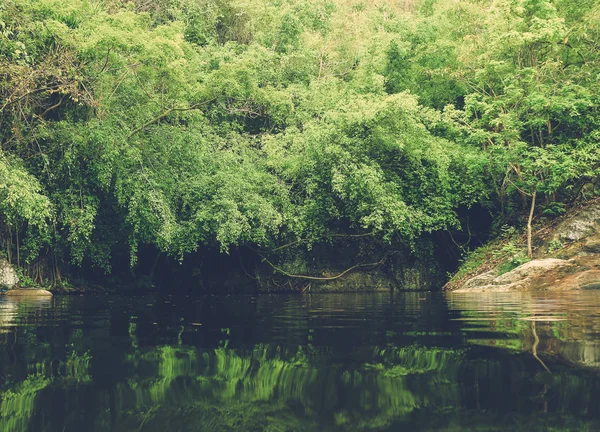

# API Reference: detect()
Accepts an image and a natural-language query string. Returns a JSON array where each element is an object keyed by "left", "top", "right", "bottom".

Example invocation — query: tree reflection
[
  {"left": 447, "top": 292, "right": 600, "bottom": 368},
  {"left": 2, "top": 293, "right": 600, "bottom": 431}
]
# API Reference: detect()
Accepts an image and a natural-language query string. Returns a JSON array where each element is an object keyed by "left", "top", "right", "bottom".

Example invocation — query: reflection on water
[
  {"left": 1, "top": 292, "right": 600, "bottom": 431},
  {"left": 447, "top": 292, "right": 600, "bottom": 368}
]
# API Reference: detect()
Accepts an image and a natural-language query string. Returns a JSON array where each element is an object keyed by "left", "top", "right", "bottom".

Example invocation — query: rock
[
  {"left": 0, "top": 259, "right": 19, "bottom": 289},
  {"left": 495, "top": 259, "right": 574, "bottom": 283},
  {"left": 547, "top": 270, "right": 600, "bottom": 291},
  {"left": 554, "top": 207, "right": 600, "bottom": 243},
  {"left": 460, "top": 271, "right": 497, "bottom": 290},
  {"left": 451, "top": 202, "right": 600, "bottom": 293},
  {"left": 3, "top": 289, "right": 52, "bottom": 296},
  {"left": 583, "top": 237, "right": 600, "bottom": 254},
  {"left": 454, "top": 259, "right": 575, "bottom": 293}
]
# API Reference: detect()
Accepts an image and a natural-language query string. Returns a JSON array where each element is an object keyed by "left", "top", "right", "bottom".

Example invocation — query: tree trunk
[
  {"left": 527, "top": 190, "right": 537, "bottom": 258},
  {"left": 15, "top": 227, "right": 20, "bottom": 268}
]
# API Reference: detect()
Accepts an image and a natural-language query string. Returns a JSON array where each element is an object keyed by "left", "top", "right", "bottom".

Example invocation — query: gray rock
[
  {"left": 451, "top": 204, "right": 600, "bottom": 293},
  {"left": 583, "top": 237, "right": 600, "bottom": 254},
  {"left": 494, "top": 258, "right": 573, "bottom": 284},
  {"left": 454, "top": 259, "right": 574, "bottom": 293},
  {"left": 460, "top": 271, "right": 497, "bottom": 290},
  {"left": 556, "top": 207, "right": 600, "bottom": 243},
  {"left": 0, "top": 259, "right": 19, "bottom": 289}
]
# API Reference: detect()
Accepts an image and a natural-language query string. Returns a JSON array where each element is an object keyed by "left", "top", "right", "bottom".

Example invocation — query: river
[{"left": 1, "top": 291, "right": 600, "bottom": 431}]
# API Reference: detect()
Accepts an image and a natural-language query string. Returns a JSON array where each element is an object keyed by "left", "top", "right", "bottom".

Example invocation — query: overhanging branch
[{"left": 257, "top": 252, "right": 386, "bottom": 281}]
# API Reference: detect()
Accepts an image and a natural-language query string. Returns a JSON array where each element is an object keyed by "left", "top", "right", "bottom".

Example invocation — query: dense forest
[{"left": 0, "top": 0, "right": 599, "bottom": 291}]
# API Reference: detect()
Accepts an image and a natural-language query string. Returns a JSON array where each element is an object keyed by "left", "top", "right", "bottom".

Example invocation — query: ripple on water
[{"left": 0, "top": 291, "right": 600, "bottom": 431}]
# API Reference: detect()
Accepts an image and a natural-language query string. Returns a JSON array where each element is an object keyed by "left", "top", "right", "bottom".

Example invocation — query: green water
[{"left": 1, "top": 291, "right": 600, "bottom": 431}]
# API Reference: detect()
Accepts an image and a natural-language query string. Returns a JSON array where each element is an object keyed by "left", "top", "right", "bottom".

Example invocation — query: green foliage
[
  {"left": 547, "top": 239, "right": 564, "bottom": 253},
  {"left": 446, "top": 0, "right": 600, "bottom": 213},
  {"left": 449, "top": 243, "right": 493, "bottom": 283},
  {"left": 0, "top": 153, "right": 53, "bottom": 262},
  {"left": 497, "top": 252, "right": 530, "bottom": 275},
  {"left": 542, "top": 202, "right": 567, "bottom": 217},
  {"left": 14, "top": 267, "right": 36, "bottom": 288},
  {"left": 488, "top": 226, "right": 530, "bottom": 274},
  {"left": 449, "top": 222, "right": 531, "bottom": 282},
  {"left": 0, "top": 0, "right": 598, "bottom": 285}
]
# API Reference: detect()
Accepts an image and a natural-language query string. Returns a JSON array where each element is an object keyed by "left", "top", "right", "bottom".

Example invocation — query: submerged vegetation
[{"left": 0, "top": 0, "right": 599, "bottom": 290}]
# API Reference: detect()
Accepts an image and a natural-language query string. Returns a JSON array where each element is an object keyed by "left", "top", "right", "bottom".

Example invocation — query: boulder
[
  {"left": 0, "top": 259, "right": 19, "bottom": 289},
  {"left": 494, "top": 259, "right": 574, "bottom": 284},
  {"left": 454, "top": 259, "right": 575, "bottom": 293},
  {"left": 451, "top": 203, "right": 600, "bottom": 293},
  {"left": 4, "top": 289, "right": 52, "bottom": 296},
  {"left": 554, "top": 206, "right": 600, "bottom": 243},
  {"left": 460, "top": 271, "right": 497, "bottom": 290},
  {"left": 547, "top": 270, "right": 600, "bottom": 291}
]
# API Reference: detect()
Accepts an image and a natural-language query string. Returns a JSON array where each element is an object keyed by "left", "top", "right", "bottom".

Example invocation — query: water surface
[{"left": 1, "top": 291, "right": 600, "bottom": 431}]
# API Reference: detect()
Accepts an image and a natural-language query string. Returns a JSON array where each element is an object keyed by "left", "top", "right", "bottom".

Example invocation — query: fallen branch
[{"left": 330, "top": 232, "right": 375, "bottom": 238}]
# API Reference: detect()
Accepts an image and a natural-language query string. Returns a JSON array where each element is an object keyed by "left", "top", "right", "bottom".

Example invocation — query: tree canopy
[{"left": 1, "top": 0, "right": 598, "bottom": 286}]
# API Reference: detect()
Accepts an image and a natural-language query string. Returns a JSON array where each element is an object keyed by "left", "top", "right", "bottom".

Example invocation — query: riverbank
[
  {"left": 0, "top": 232, "right": 448, "bottom": 294},
  {"left": 3, "top": 199, "right": 597, "bottom": 295},
  {"left": 446, "top": 199, "right": 600, "bottom": 292}
]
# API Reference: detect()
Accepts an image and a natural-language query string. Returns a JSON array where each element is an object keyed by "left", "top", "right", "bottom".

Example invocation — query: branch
[
  {"left": 447, "top": 218, "right": 472, "bottom": 251},
  {"left": 127, "top": 100, "right": 214, "bottom": 139},
  {"left": 104, "top": 69, "right": 130, "bottom": 102},
  {"left": 260, "top": 232, "right": 374, "bottom": 254},
  {"left": 127, "top": 108, "right": 174, "bottom": 139},
  {"left": 258, "top": 253, "right": 386, "bottom": 281},
  {"left": 39, "top": 95, "right": 66, "bottom": 118},
  {"left": 505, "top": 176, "right": 532, "bottom": 197},
  {"left": 99, "top": 47, "right": 111, "bottom": 75},
  {"left": 0, "top": 85, "right": 60, "bottom": 113},
  {"left": 507, "top": 163, "right": 534, "bottom": 197},
  {"left": 330, "top": 232, "right": 375, "bottom": 238},
  {"left": 132, "top": 68, "right": 166, "bottom": 109}
]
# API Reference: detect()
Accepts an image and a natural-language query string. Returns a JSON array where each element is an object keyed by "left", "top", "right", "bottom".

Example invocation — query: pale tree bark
[{"left": 527, "top": 190, "right": 537, "bottom": 258}]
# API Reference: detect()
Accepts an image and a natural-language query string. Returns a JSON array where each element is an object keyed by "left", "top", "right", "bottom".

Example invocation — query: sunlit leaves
[{"left": 1, "top": 0, "right": 598, "bottom": 278}]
